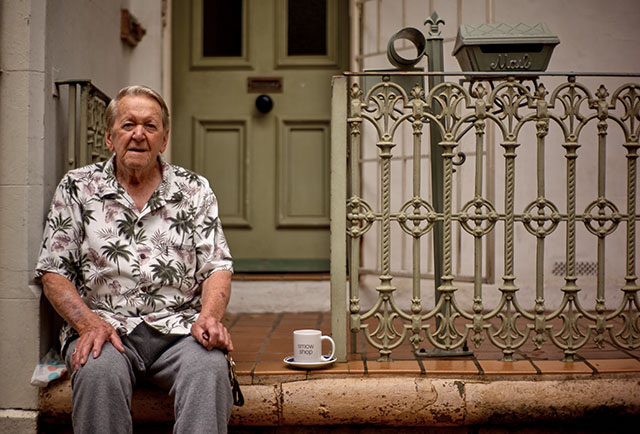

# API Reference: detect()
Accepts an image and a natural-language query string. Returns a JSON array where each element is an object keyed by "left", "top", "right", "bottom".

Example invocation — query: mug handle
[{"left": 321, "top": 335, "right": 335, "bottom": 360}]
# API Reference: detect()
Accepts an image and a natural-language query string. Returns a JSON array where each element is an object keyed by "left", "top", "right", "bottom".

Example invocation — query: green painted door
[{"left": 172, "top": 0, "right": 348, "bottom": 272}]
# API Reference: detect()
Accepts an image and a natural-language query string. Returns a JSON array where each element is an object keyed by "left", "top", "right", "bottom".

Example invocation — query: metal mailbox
[{"left": 453, "top": 23, "right": 559, "bottom": 73}]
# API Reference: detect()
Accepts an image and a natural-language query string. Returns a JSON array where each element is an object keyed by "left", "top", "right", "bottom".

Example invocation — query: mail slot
[
  {"left": 453, "top": 23, "right": 559, "bottom": 73},
  {"left": 247, "top": 77, "right": 283, "bottom": 93}
]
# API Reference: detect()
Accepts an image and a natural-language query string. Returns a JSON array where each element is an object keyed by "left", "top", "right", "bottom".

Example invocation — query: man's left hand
[{"left": 192, "top": 314, "right": 234, "bottom": 351}]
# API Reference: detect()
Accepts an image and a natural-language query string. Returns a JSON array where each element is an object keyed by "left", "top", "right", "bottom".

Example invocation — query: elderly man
[{"left": 36, "top": 85, "right": 235, "bottom": 434}]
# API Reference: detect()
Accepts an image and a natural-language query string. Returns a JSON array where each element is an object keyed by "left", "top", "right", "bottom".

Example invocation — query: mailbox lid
[
  {"left": 453, "top": 23, "right": 560, "bottom": 72},
  {"left": 453, "top": 23, "right": 560, "bottom": 53}
]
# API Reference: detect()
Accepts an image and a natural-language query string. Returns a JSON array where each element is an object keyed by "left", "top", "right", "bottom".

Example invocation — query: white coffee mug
[{"left": 293, "top": 329, "right": 335, "bottom": 363}]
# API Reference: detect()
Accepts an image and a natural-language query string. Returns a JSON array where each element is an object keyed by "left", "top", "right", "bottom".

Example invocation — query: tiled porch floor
[{"left": 223, "top": 312, "right": 640, "bottom": 382}]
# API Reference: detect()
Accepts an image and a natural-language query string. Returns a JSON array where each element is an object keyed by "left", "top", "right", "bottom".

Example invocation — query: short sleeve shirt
[{"left": 35, "top": 155, "right": 233, "bottom": 351}]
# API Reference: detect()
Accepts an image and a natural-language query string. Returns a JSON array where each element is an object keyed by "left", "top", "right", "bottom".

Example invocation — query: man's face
[{"left": 106, "top": 95, "right": 168, "bottom": 176}]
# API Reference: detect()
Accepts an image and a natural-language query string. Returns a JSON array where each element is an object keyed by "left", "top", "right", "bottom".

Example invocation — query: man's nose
[{"left": 132, "top": 125, "right": 144, "bottom": 140}]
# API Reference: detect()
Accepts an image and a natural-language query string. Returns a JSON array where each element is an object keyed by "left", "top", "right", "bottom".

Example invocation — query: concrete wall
[
  {"left": 0, "top": 1, "right": 49, "bottom": 424},
  {"left": 354, "top": 0, "right": 640, "bottom": 311},
  {"left": 0, "top": 0, "right": 165, "bottom": 429}
]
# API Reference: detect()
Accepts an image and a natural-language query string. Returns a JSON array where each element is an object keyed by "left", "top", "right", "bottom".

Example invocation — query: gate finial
[{"left": 425, "top": 11, "right": 445, "bottom": 37}]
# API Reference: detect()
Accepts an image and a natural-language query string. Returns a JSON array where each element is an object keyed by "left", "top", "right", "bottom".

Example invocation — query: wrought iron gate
[{"left": 331, "top": 71, "right": 640, "bottom": 362}]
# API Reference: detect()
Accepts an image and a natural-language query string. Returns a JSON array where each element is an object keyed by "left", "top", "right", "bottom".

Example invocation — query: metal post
[
  {"left": 425, "top": 13, "right": 445, "bottom": 316},
  {"left": 330, "top": 75, "right": 348, "bottom": 362},
  {"left": 419, "top": 12, "right": 472, "bottom": 356},
  {"left": 66, "top": 84, "right": 77, "bottom": 170},
  {"left": 79, "top": 84, "right": 89, "bottom": 167}
]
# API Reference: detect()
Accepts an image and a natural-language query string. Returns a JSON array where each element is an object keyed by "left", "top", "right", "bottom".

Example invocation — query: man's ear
[
  {"left": 160, "top": 129, "right": 169, "bottom": 153},
  {"left": 105, "top": 129, "right": 114, "bottom": 152}
]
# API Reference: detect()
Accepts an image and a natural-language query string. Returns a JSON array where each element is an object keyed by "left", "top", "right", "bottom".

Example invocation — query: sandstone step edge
[{"left": 40, "top": 375, "right": 640, "bottom": 426}]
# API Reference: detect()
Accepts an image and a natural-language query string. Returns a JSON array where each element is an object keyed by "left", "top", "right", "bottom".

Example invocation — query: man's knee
[
  {"left": 174, "top": 339, "right": 228, "bottom": 379},
  {"left": 69, "top": 342, "right": 134, "bottom": 391},
  {"left": 67, "top": 343, "right": 134, "bottom": 434}
]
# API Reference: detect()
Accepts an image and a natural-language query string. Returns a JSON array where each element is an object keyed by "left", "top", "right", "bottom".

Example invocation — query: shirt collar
[
  {"left": 97, "top": 155, "right": 123, "bottom": 199},
  {"left": 98, "top": 154, "right": 177, "bottom": 212},
  {"left": 150, "top": 154, "right": 176, "bottom": 212}
]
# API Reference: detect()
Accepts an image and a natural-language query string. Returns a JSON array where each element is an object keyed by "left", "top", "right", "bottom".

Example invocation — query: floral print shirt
[{"left": 35, "top": 155, "right": 233, "bottom": 351}]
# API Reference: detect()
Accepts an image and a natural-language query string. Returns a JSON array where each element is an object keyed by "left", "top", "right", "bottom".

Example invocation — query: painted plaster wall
[
  {"left": 358, "top": 0, "right": 640, "bottom": 72},
  {"left": 0, "top": 0, "right": 165, "bottom": 419},
  {"left": 355, "top": 0, "right": 640, "bottom": 311}
]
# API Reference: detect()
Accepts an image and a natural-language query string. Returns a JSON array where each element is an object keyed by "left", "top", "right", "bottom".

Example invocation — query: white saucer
[{"left": 283, "top": 355, "right": 336, "bottom": 369}]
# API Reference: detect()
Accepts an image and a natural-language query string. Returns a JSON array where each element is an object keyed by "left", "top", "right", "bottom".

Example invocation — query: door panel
[
  {"left": 193, "top": 118, "right": 249, "bottom": 227},
  {"left": 277, "top": 119, "right": 330, "bottom": 227},
  {"left": 173, "top": 0, "right": 348, "bottom": 272}
]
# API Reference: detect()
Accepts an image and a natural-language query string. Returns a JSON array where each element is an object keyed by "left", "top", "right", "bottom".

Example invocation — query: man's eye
[{"left": 123, "top": 123, "right": 134, "bottom": 130}]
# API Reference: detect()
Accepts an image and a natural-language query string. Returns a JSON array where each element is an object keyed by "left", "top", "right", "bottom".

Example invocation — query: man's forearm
[
  {"left": 191, "top": 270, "right": 233, "bottom": 350},
  {"left": 200, "top": 270, "right": 232, "bottom": 320},
  {"left": 41, "top": 272, "right": 102, "bottom": 333},
  {"left": 42, "top": 272, "right": 125, "bottom": 368}
]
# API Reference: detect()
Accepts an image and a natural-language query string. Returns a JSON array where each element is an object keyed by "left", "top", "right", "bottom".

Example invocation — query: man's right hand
[{"left": 73, "top": 318, "right": 125, "bottom": 371}]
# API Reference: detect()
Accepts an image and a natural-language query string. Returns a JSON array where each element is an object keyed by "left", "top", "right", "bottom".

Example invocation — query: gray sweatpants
[{"left": 64, "top": 322, "right": 233, "bottom": 434}]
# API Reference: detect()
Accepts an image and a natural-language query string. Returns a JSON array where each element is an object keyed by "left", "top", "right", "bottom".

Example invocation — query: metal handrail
[{"left": 344, "top": 71, "right": 640, "bottom": 77}]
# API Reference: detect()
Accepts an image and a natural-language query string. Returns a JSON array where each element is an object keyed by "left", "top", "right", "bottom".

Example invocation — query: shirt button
[{"left": 137, "top": 221, "right": 144, "bottom": 228}]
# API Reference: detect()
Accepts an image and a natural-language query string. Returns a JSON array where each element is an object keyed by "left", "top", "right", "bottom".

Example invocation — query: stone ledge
[
  {"left": 0, "top": 409, "right": 38, "bottom": 433},
  {"left": 40, "top": 375, "right": 640, "bottom": 426}
]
